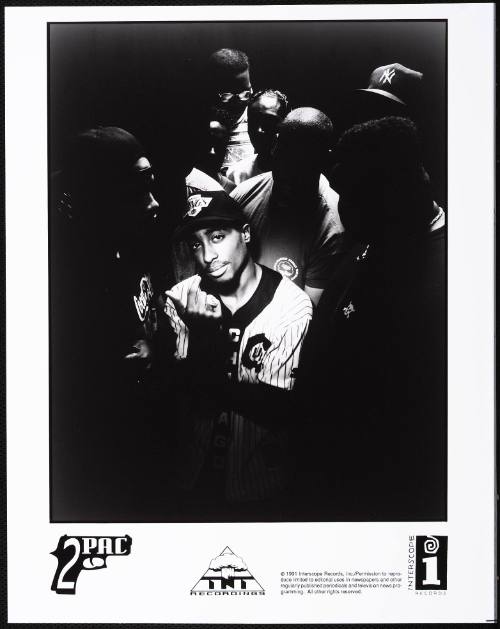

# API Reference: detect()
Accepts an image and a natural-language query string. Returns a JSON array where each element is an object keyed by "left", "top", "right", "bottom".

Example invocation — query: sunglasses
[{"left": 217, "top": 89, "right": 252, "bottom": 104}]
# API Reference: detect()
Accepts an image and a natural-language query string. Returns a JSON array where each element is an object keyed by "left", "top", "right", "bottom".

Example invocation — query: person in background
[
  {"left": 297, "top": 116, "right": 446, "bottom": 521},
  {"left": 231, "top": 107, "right": 344, "bottom": 306},
  {"left": 333, "top": 62, "right": 423, "bottom": 140},
  {"left": 329, "top": 62, "right": 444, "bottom": 232},
  {"left": 191, "top": 117, "right": 233, "bottom": 191},
  {"left": 150, "top": 103, "right": 225, "bottom": 286},
  {"left": 224, "top": 89, "right": 290, "bottom": 190},
  {"left": 205, "top": 48, "right": 255, "bottom": 175},
  {"left": 51, "top": 126, "right": 173, "bottom": 521}
]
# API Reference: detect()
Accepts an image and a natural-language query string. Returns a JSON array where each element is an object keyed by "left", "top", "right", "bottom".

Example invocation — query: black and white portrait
[
  {"left": 49, "top": 19, "right": 447, "bottom": 523},
  {"left": 4, "top": 4, "right": 495, "bottom": 625}
]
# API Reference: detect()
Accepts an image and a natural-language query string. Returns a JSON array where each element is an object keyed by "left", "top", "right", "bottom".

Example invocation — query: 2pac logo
[
  {"left": 415, "top": 535, "right": 447, "bottom": 590},
  {"left": 241, "top": 334, "right": 271, "bottom": 372},
  {"left": 191, "top": 546, "right": 265, "bottom": 595},
  {"left": 51, "top": 535, "right": 132, "bottom": 594}
]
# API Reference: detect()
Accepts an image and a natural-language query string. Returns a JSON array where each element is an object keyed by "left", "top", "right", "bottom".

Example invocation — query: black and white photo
[
  {"left": 4, "top": 4, "right": 495, "bottom": 624},
  {"left": 49, "top": 19, "right": 448, "bottom": 523}
]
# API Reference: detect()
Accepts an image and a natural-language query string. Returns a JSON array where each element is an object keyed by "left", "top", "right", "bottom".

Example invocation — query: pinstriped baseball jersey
[{"left": 164, "top": 265, "right": 313, "bottom": 503}]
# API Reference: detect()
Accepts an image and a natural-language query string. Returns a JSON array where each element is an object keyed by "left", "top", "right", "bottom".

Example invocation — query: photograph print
[{"left": 49, "top": 19, "right": 447, "bottom": 523}]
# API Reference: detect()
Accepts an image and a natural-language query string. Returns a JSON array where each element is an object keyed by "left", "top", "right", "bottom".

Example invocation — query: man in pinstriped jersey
[{"left": 164, "top": 190, "right": 312, "bottom": 518}]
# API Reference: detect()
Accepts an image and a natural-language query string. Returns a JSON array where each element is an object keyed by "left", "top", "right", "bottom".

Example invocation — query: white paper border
[{"left": 5, "top": 3, "right": 495, "bottom": 624}]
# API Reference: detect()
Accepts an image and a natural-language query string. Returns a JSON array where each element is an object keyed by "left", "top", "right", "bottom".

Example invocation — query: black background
[
  {"left": 48, "top": 20, "right": 447, "bottom": 523},
  {"left": 49, "top": 20, "right": 446, "bottom": 205}
]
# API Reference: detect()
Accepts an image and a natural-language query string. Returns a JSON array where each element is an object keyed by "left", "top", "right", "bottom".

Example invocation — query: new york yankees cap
[
  {"left": 173, "top": 189, "right": 246, "bottom": 241},
  {"left": 357, "top": 63, "right": 423, "bottom": 106}
]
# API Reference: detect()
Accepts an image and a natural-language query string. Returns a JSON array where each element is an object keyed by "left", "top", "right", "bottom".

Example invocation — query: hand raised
[
  {"left": 124, "top": 339, "right": 151, "bottom": 361},
  {"left": 165, "top": 275, "right": 222, "bottom": 329}
]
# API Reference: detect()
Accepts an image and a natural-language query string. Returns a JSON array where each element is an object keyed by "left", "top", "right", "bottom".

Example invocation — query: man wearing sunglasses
[
  {"left": 225, "top": 89, "right": 290, "bottom": 190},
  {"left": 206, "top": 48, "right": 255, "bottom": 174}
]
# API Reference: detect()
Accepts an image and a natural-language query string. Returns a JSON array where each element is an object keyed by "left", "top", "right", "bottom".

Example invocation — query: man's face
[
  {"left": 333, "top": 161, "right": 377, "bottom": 242},
  {"left": 208, "top": 120, "right": 230, "bottom": 159},
  {"left": 272, "top": 136, "right": 325, "bottom": 197},
  {"left": 113, "top": 156, "right": 160, "bottom": 237},
  {"left": 211, "top": 68, "right": 252, "bottom": 123},
  {"left": 188, "top": 224, "right": 250, "bottom": 286},
  {"left": 248, "top": 94, "right": 282, "bottom": 158},
  {"left": 117, "top": 156, "right": 159, "bottom": 215}
]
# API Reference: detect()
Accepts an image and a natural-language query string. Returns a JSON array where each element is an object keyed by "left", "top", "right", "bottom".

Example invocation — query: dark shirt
[
  {"left": 231, "top": 172, "right": 345, "bottom": 289},
  {"left": 297, "top": 226, "right": 446, "bottom": 520},
  {"left": 50, "top": 212, "right": 173, "bottom": 521}
]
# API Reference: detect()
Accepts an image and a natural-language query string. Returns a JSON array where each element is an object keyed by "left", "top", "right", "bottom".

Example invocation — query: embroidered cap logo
[
  {"left": 133, "top": 275, "right": 153, "bottom": 322},
  {"left": 343, "top": 301, "right": 355, "bottom": 319},
  {"left": 185, "top": 194, "right": 212, "bottom": 218},
  {"left": 380, "top": 67, "right": 396, "bottom": 85}
]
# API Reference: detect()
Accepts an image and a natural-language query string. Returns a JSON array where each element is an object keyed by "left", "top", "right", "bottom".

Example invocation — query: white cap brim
[{"left": 356, "top": 88, "right": 406, "bottom": 105}]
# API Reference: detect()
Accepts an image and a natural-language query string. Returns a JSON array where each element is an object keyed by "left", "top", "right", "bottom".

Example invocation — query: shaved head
[
  {"left": 208, "top": 48, "right": 250, "bottom": 75},
  {"left": 272, "top": 107, "right": 334, "bottom": 194},
  {"left": 279, "top": 107, "right": 333, "bottom": 146}
]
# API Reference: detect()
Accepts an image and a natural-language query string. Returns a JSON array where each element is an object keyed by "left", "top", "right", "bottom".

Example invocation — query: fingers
[
  {"left": 125, "top": 339, "right": 151, "bottom": 359},
  {"left": 166, "top": 275, "right": 221, "bottom": 326},
  {"left": 197, "top": 289, "right": 208, "bottom": 314},
  {"left": 205, "top": 293, "right": 222, "bottom": 318},
  {"left": 124, "top": 351, "right": 140, "bottom": 359},
  {"left": 166, "top": 276, "right": 201, "bottom": 316},
  {"left": 196, "top": 291, "right": 222, "bottom": 319},
  {"left": 186, "top": 275, "right": 201, "bottom": 311}
]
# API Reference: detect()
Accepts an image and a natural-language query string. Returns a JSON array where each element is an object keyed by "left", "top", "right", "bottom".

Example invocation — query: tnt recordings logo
[
  {"left": 408, "top": 535, "right": 447, "bottom": 592},
  {"left": 51, "top": 535, "right": 132, "bottom": 594},
  {"left": 191, "top": 546, "right": 265, "bottom": 596}
]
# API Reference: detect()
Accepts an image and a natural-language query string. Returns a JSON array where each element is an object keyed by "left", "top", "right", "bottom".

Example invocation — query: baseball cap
[
  {"left": 173, "top": 190, "right": 246, "bottom": 241},
  {"left": 357, "top": 63, "right": 423, "bottom": 106}
]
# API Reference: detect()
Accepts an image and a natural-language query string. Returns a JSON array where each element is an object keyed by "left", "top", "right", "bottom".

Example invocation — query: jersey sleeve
[
  {"left": 257, "top": 293, "right": 313, "bottom": 391},
  {"left": 163, "top": 280, "right": 191, "bottom": 360},
  {"left": 229, "top": 179, "right": 252, "bottom": 206},
  {"left": 230, "top": 172, "right": 270, "bottom": 206},
  {"left": 305, "top": 187, "right": 345, "bottom": 289}
]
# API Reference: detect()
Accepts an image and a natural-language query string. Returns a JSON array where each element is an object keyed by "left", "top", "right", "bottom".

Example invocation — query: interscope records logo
[
  {"left": 408, "top": 535, "right": 447, "bottom": 592},
  {"left": 191, "top": 546, "right": 265, "bottom": 595}
]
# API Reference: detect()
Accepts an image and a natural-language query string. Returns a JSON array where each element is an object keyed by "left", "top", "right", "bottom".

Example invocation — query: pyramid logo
[{"left": 191, "top": 546, "right": 265, "bottom": 596}]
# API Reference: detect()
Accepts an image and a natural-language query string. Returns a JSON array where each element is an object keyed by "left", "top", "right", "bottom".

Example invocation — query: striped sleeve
[
  {"left": 163, "top": 279, "right": 193, "bottom": 360},
  {"left": 257, "top": 288, "right": 313, "bottom": 391}
]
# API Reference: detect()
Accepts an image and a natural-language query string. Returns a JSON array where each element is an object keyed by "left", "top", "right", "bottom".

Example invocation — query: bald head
[
  {"left": 281, "top": 107, "right": 333, "bottom": 136},
  {"left": 278, "top": 107, "right": 333, "bottom": 154},
  {"left": 273, "top": 108, "right": 333, "bottom": 193}
]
